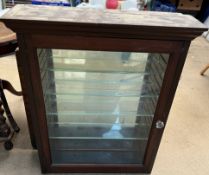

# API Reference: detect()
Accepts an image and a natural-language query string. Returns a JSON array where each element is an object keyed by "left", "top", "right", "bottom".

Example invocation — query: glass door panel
[{"left": 37, "top": 49, "right": 169, "bottom": 165}]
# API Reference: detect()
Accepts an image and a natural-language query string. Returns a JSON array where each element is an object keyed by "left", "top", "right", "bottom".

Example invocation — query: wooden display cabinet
[{"left": 0, "top": 4, "right": 206, "bottom": 174}]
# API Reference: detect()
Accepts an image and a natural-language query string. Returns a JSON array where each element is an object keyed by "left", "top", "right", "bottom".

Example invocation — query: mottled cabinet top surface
[
  {"left": 1, "top": 4, "right": 206, "bottom": 28},
  {"left": 0, "top": 4, "right": 207, "bottom": 40}
]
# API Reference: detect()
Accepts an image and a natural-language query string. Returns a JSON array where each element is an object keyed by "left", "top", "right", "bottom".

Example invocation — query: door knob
[{"left": 155, "top": 120, "right": 164, "bottom": 129}]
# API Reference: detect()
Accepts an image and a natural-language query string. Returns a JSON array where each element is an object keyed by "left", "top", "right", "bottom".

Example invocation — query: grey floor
[{"left": 0, "top": 37, "right": 209, "bottom": 175}]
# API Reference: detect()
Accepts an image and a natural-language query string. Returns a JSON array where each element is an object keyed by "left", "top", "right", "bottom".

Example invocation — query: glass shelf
[
  {"left": 45, "top": 99, "right": 155, "bottom": 113},
  {"left": 49, "top": 137, "right": 147, "bottom": 150},
  {"left": 48, "top": 122, "right": 149, "bottom": 164},
  {"left": 48, "top": 123, "right": 150, "bottom": 140},
  {"left": 45, "top": 97, "right": 156, "bottom": 118},
  {"left": 43, "top": 50, "right": 148, "bottom": 73},
  {"left": 51, "top": 150, "right": 145, "bottom": 164},
  {"left": 43, "top": 72, "right": 148, "bottom": 83},
  {"left": 45, "top": 91, "right": 159, "bottom": 97},
  {"left": 46, "top": 113, "right": 154, "bottom": 127},
  {"left": 41, "top": 76, "right": 160, "bottom": 97},
  {"left": 37, "top": 48, "right": 169, "bottom": 165}
]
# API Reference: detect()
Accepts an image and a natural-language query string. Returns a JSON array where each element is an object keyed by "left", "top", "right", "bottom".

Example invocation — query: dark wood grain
[
  {"left": 16, "top": 34, "right": 52, "bottom": 172},
  {"left": 15, "top": 50, "right": 37, "bottom": 149},
  {"left": 143, "top": 41, "right": 191, "bottom": 172},
  {"left": 16, "top": 34, "right": 187, "bottom": 173}
]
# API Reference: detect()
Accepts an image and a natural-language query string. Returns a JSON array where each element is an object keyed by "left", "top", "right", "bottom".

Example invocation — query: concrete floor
[{"left": 0, "top": 37, "right": 208, "bottom": 175}]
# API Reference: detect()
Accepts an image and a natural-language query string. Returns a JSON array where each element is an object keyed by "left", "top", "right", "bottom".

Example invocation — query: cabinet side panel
[
  {"left": 16, "top": 34, "right": 51, "bottom": 173},
  {"left": 15, "top": 50, "right": 37, "bottom": 149}
]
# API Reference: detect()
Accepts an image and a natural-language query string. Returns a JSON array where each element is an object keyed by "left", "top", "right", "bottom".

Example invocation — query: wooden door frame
[{"left": 16, "top": 33, "right": 190, "bottom": 173}]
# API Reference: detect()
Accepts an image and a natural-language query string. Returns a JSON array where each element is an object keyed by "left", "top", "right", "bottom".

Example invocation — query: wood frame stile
[{"left": 1, "top": 5, "right": 206, "bottom": 174}]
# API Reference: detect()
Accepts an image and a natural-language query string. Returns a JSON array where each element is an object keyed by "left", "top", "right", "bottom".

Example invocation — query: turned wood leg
[
  {"left": 0, "top": 80, "right": 20, "bottom": 132},
  {"left": 1, "top": 79, "right": 22, "bottom": 96},
  {"left": 0, "top": 79, "right": 37, "bottom": 148},
  {"left": 200, "top": 64, "right": 209, "bottom": 76},
  {"left": 0, "top": 101, "right": 4, "bottom": 115},
  {"left": 0, "top": 100, "right": 11, "bottom": 138}
]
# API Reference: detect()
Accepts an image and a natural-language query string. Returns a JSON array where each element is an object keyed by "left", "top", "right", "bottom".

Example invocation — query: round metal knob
[{"left": 155, "top": 120, "right": 164, "bottom": 129}]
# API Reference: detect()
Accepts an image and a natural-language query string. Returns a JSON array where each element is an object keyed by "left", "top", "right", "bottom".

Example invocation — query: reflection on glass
[{"left": 37, "top": 49, "right": 169, "bottom": 165}]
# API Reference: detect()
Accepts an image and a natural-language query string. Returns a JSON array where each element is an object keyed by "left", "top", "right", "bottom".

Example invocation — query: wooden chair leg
[
  {"left": 1, "top": 79, "right": 22, "bottom": 96},
  {"left": 0, "top": 105, "right": 11, "bottom": 138},
  {"left": 200, "top": 64, "right": 209, "bottom": 76},
  {"left": 0, "top": 80, "right": 20, "bottom": 132}
]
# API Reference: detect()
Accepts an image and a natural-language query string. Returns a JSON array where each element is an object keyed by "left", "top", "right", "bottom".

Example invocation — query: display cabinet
[{"left": 0, "top": 4, "right": 206, "bottom": 173}]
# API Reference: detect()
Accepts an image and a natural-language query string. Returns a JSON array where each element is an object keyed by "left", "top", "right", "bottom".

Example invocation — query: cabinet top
[{"left": 0, "top": 4, "right": 207, "bottom": 40}]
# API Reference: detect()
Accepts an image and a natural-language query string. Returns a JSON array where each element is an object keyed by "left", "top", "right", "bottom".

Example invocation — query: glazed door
[
  {"left": 23, "top": 36, "right": 183, "bottom": 173},
  {"left": 37, "top": 48, "right": 169, "bottom": 164}
]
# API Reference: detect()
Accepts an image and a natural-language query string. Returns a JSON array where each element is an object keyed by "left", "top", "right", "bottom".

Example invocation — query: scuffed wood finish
[
  {"left": 0, "top": 4, "right": 207, "bottom": 40},
  {"left": 1, "top": 4, "right": 205, "bottom": 28}
]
